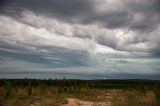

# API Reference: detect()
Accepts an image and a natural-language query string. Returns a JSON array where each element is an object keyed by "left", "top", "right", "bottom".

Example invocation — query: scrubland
[{"left": 0, "top": 79, "right": 160, "bottom": 106}]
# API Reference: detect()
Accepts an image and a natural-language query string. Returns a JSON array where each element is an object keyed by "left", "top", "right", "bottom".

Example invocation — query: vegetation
[
  {"left": 4, "top": 81, "right": 12, "bottom": 97},
  {"left": 0, "top": 79, "right": 159, "bottom": 106}
]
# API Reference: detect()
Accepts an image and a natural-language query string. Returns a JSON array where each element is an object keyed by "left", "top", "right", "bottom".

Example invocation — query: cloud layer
[{"left": 0, "top": 0, "right": 160, "bottom": 78}]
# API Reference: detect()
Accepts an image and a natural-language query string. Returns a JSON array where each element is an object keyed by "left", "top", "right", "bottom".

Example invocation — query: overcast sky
[{"left": 0, "top": 0, "right": 160, "bottom": 79}]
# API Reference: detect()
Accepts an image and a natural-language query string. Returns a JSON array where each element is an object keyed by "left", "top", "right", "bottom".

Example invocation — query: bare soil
[{"left": 61, "top": 98, "right": 110, "bottom": 106}]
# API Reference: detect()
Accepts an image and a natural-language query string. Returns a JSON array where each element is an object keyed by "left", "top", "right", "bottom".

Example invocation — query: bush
[
  {"left": 28, "top": 82, "right": 32, "bottom": 96},
  {"left": 153, "top": 84, "right": 160, "bottom": 101},
  {"left": 4, "top": 81, "right": 12, "bottom": 97}
]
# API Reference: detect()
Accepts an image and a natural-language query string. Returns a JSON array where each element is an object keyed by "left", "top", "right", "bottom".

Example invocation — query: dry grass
[
  {"left": 0, "top": 80, "right": 159, "bottom": 106},
  {"left": 0, "top": 87, "right": 158, "bottom": 106},
  {"left": 111, "top": 89, "right": 157, "bottom": 106}
]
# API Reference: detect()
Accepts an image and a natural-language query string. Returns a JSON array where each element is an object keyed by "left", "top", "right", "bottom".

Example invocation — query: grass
[{"left": 0, "top": 79, "right": 159, "bottom": 106}]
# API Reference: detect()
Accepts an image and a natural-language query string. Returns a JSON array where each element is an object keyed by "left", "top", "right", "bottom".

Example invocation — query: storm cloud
[{"left": 0, "top": 0, "right": 160, "bottom": 78}]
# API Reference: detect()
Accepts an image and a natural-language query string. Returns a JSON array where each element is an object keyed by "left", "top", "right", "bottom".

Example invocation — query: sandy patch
[{"left": 61, "top": 98, "right": 109, "bottom": 106}]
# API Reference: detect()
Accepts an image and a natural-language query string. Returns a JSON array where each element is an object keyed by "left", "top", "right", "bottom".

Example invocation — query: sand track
[{"left": 61, "top": 98, "right": 110, "bottom": 106}]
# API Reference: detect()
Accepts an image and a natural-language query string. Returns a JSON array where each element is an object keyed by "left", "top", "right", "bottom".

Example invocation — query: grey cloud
[
  {"left": 1, "top": 0, "right": 160, "bottom": 57},
  {"left": 0, "top": 45, "right": 90, "bottom": 67},
  {"left": 129, "top": 13, "right": 159, "bottom": 32},
  {"left": 0, "top": 16, "right": 91, "bottom": 67},
  {"left": 72, "top": 26, "right": 93, "bottom": 39},
  {"left": 149, "top": 42, "right": 160, "bottom": 57},
  {"left": 1, "top": 0, "right": 160, "bottom": 31},
  {"left": 0, "top": 49, "right": 51, "bottom": 64},
  {"left": 126, "top": 0, "right": 160, "bottom": 32},
  {"left": 1, "top": 0, "right": 160, "bottom": 79},
  {"left": 95, "top": 34, "right": 118, "bottom": 49},
  {"left": 0, "top": 0, "right": 94, "bottom": 23},
  {"left": 81, "top": 10, "right": 131, "bottom": 29}
]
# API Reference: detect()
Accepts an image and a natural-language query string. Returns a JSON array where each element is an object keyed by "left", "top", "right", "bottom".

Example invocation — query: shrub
[
  {"left": 4, "top": 81, "right": 12, "bottom": 97},
  {"left": 28, "top": 82, "right": 32, "bottom": 96}
]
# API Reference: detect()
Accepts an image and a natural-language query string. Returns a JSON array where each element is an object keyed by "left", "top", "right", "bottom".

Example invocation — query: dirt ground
[{"left": 61, "top": 98, "right": 111, "bottom": 106}]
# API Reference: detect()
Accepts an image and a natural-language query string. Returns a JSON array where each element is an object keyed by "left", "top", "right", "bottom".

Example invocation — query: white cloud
[{"left": 0, "top": 15, "right": 95, "bottom": 53}]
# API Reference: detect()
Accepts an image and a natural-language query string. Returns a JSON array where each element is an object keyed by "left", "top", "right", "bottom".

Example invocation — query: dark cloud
[
  {"left": 1, "top": 0, "right": 160, "bottom": 31},
  {"left": 82, "top": 11, "right": 131, "bottom": 29},
  {"left": 150, "top": 42, "right": 160, "bottom": 57},
  {"left": 0, "top": 0, "right": 94, "bottom": 23},
  {"left": 126, "top": 0, "right": 160, "bottom": 32},
  {"left": 95, "top": 34, "right": 118, "bottom": 49},
  {"left": 1, "top": 0, "right": 160, "bottom": 80},
  {"left": 0, "top": 0, "right": 160, "bottom": 68}
]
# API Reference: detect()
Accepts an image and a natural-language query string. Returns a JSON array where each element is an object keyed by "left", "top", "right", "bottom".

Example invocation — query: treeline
[{"left": 0, "top": 79, "right": 159, "bottom": 89}]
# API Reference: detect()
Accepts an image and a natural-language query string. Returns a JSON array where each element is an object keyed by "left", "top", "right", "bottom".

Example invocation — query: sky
[{"left": 0, "top": 0, "right": 160, "bottom": 79}]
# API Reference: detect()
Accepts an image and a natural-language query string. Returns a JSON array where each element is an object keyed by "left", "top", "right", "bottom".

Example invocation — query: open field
[{"left": 0, "top": 79, "right": 160, "bottom": 106}]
